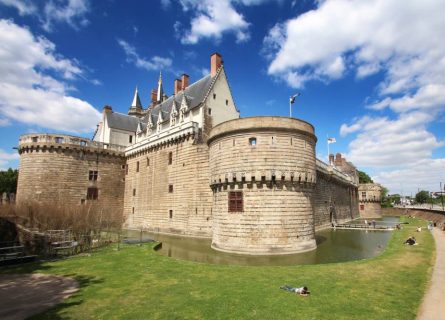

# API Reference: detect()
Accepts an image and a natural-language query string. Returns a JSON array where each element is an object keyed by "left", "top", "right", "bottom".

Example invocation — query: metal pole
[
  {"left": 289, "top": 98, "right": 292, "bottom": 118},
  {"left": 327, "top": 137, "right": 330, "bottom": 164}
]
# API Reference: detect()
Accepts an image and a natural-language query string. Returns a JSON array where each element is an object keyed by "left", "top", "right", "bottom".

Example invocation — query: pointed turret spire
[
  {"left": 131, "top": 86, "right": 142, "bottom": 108},
  {"left": 156, "top": 71, "right": 164, "bottom": 103}
]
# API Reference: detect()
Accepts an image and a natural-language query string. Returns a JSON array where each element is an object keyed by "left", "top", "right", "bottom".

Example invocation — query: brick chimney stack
[
  {"left": 181, "top": 74, "right": 189, "bottom": 90},
  {"left": 103, "top": 105, "right": 112, "bottom": 114},
  {"left": 151, "top": 89, "right": 157, "bottom": 104},
  {"left": 329, "top": 154, "right": 334, "bottom": 165},
  {"left": 211, "top": 52, "right": 222, "bottom": 77},
  {"left": 334, "top": 153, "right": 343, "bottom": 167},
  {"left": 174, "top": 79, "right": 182, "bottom": 95}
]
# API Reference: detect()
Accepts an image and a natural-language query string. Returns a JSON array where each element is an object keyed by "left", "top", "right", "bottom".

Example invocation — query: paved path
[
  {"left": 0, "top": 273, "right": 78, "bottom": 320},
  {"left": 417, "top": 228, "right": 445, "bottom": 320}
]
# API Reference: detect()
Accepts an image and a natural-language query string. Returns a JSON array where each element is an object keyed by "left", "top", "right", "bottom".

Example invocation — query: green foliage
[
  {"left": 2, "top": 217, "right": 434, "bottom": 320},
  {"left": 358, "top": 170, "right": 373, "bottom": 183},
  {"left": 415, "top": 190, "right": 430, "bottom": 204},
  {"left": 0, "top": 168, "right": 18, "bottom": 194}
]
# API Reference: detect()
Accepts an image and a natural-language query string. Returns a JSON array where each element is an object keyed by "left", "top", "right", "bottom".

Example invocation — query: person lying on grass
[
  {"left": 404, "top": 236, "right": 417, "bottom": 245},
  {"left": 280, "top": 285, "right": 310, "bottom": 296}
]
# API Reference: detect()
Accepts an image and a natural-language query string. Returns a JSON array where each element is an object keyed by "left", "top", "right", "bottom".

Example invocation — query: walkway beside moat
[
  {"left": 333, "top": 223, "right": 395, "bottom": 231},
  {"left": 417, "top": 228, "right": 445, "bottom": 320},
  {"left": 0, "top": 273, "right": 78, "bottom": 320}
]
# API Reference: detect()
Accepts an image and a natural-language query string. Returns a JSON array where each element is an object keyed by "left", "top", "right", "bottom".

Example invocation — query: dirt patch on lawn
[{"left": 0, "top": 273, "right": 78, "bottom": 320}]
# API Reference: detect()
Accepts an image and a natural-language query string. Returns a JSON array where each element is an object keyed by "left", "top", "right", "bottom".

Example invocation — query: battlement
[{"left": 19, "top": 134, "right": 125, "bottom": 156}]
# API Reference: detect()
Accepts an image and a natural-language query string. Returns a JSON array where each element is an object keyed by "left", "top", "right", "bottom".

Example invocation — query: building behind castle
[{"left": 16, "top": 53, "right": 370, "bottom": 255}]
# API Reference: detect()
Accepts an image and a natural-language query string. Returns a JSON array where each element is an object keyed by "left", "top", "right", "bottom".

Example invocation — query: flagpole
[
  {"left": 327, "top": 135, "right": 330, "bottom": 164},
  {"left": 289, "top": 97, "right": 292, "bottom": 118}
]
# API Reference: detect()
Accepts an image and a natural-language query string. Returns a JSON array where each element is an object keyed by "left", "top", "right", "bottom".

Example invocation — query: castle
[{"left": 16, "top": 53, "right": 366, "bottom": 255}]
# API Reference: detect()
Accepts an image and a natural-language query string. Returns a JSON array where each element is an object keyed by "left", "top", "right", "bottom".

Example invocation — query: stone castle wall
[
  {"left": 123, "top": 134, "right": 213, "bottom": 237},
  {"left": 358, "top": 183, "right": 382, "bottom": 218},
  {"left": 208, "top": 117, "right": 318, "bottom": 254},
  {"left": 17, "top": 134, "right": 125, "bottom": 211}
]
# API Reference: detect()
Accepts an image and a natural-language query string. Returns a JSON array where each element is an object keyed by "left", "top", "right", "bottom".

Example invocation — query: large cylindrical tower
[{"left": 208, "top": 117, "right": 317, "bottom": 255}]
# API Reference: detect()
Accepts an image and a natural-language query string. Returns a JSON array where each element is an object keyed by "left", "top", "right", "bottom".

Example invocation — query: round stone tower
[
  {"left": 208, "top": 117, "right": 318, "bottom": 255},
  {"left": 16, "top": 134, "right": 125, "bottom": 210}
]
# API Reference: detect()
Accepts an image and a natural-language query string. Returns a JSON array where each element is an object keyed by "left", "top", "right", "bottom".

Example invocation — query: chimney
[
  {"left": 151, "top": 89, "right": 157, "bottom": 103},
  {"left": 335, "top": 153, "right": 342, "bottom": 166},
  {"left": 329, "top": 154, "right": 334, "bottom": 165},
  {"left": 103, "top": 105, "right": 112, "bottom": 114},
  {"left": 174, "top": 79, "right": 182, "bottom": 95},
  {"left": 181, "top": 74, "right": 189, "bottom": 90},
  {"left": 210, "top": 52, "right": 222, "bottom": 77}
]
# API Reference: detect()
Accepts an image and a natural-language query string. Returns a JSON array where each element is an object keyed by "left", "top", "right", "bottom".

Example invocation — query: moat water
[{"left": 125, "top": 216, "right": 399, "bottom": 266}]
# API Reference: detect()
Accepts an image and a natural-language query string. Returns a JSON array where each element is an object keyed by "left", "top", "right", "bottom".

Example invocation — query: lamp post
[{"left": 289, "top": 93, "right": 300, "bottom": 118}]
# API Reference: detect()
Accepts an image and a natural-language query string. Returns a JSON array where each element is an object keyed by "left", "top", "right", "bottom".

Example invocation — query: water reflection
[{"left": 125, "top": 216, "right": 399, "bottom": 266}]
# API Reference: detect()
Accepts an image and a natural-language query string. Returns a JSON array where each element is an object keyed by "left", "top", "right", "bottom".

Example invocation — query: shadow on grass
[{"left": 0, "top": 260, "right": 104, "bottom": 320}]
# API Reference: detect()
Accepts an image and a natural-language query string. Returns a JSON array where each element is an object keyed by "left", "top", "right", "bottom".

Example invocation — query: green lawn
[{"left": 2, "top": 216, "right": 435, "bottom": 319}]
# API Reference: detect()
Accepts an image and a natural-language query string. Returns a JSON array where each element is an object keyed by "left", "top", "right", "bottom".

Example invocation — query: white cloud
[
  {"left": 117, "top": 39, "right": 172, "bottom": 71},
  {"left": 42, "top": 0, "right": 90, "bottom": 32},
  {"left": 0, "top": 0, "right": 37, "bottom": 15},
  {"left": 178, "top": 0, "right": 250, "bottom": 44},
  {"left": 0, "top": 19, "right": 100, "bottom": 133},
  {"left": 160, "top": 0, "right": 172, "bottom": 10},
  {"left": 0, "top": 149, "right": 20, "bottom": 171}
]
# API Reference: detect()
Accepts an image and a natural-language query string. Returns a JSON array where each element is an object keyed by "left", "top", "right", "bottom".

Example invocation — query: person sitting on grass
[
  {"left": 404, "top": 236, "right": 417, "bottom": 245},
  {"left": 280, "top": 285, "right": 310, "bottom": 296}
]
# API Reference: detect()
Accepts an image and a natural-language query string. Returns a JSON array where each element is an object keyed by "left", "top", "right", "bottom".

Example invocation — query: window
[
  {"left": 88, "top": 170, "right": 98, "bottom": 181},
  {"left": 133, "top": 188, "right": 136, "bottom": 196},
  {"left": 226, "top": 99, "right": 228, "bottom": 106},
  {"left": 168, "top": 152, "right": 173, "bottom": 165},
  {"left": 87, "top": 187, "right": 98, "bottom": 200},
  {"left": 129, "top": 135, "right": 133, "bottom": 143},
  {"left": 80, "top": 199, "right": 85, "bottom": 204},
  {"left": 361, "top": 192, "right": 366, "bottom": 199},
  {"left": 249, "top": 137, "right": 257, "bottom": 146},
  {"left": 125, "top": 164, "right": 129, "bottom": 175},
  {"left": 146, "top": 158, "right": 150, "bottom": 166},
  {"left": 360, "top": 204, "right": 365, "bottom": 210},
  {"left": 55, "top": 137, "right": 64, "bottom": 143},
  {"left": 169, "top": 184, "right": 173, "bottom": 193},
  {"left": 208, "top": 108, "right": 212, "bottom": 115},
  {"left": 32, "top": 136, "right": 38, "bottom": 142},
  {"left": 228, "top": 191, "right": 243, "bottom": 212},
  {"left": 80, "top": 140, "right": 87, "bottom": 146},
  {"left": 213, "top": 93, "right": 216, "bottom": 99},
  {"left": 132, "top": 207, "right": 134, "bottom": 214},
  {"left": 136, "top": 161, "right": 139, "bottom": 172},
  {"left": 169, "top": 210, "right": 173, "bottom": 219}
]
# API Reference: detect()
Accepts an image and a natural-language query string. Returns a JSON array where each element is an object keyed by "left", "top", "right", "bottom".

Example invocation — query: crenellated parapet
[{"left": 19, "top": 134, "right": 125, "bottom": 157}]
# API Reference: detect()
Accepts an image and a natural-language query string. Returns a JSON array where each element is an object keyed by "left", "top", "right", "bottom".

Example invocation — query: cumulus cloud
[
  {"left": 0, "top": 0, "right": 90, "bottom": 32},
  {"left": 178, "top": 0, "right": 250, "bottom": 44},
  {"left": 0, "top": 19, "right": 101, "bottom": 133},
  {"left": 0, "top": 149, "right": 20, "bottom": 171},
  {"left": 117, "top": 39, "right": 172, "bottom": 71}
]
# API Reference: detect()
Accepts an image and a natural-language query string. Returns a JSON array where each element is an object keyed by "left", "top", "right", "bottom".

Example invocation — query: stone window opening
[
  {"left": 89, "top": 170, "right": 98, "bottom": 181},
  {"left": 32, "top": 136, "right": 38, "bottom": 142},
  {"left": 80, "top": 140, "right": 87, "bottom": 146},
  {"left": 55, "top": 137, "right": 64, "bottom": 144},
  {"left": 281, "top": 175, "right": 285, "bottom": 181},
  {"left": 225, "top": 99, "right": 228, "bottom": 106},
  {"left": 213, "top": 93, "right": 216, "bottom": 99},
  {"left": 362, "top": 192, "right": 366, "bottom": 199},
  {"left": 87, "top": 187, "right": 98, "bottom": 200},
  {"left": 132, "top": 207, "right": 135, "bottom": 214},
  {"left": 125, "top": 164, "right": 129, "bottom": 175},
  {"left": 290, "top": 138, "right": 293, "bottom": 145},
  {"left": 241, "top": 176, "right": 246, "bottom": 182},
  {"left": 129, "top": 135, "right": 133, "bottom": 143},
  {"left": 133, "top": 188, "right": 136, "bottom": 196},
  {"left": 136, "top": 161, "right": 140, "bottom": 172},
  {"left": 271, "top": 175, "right": 276, "bottom": 183},
  {"left": 169, "top": 184, "right": 173, "bottom": 193},
  {"left": 195, "top": 208, "right": 198, "bottom": 215},
  {"left": 228, "top": 191, "right": 243, "bottom": 212},
  {"left": 249, "top": 137, "right": 257, "bottom": 146},
  {"left": 147, "top": 158, "right": 150, "bottom": 166},
  {"left": 208, "top": 108, "right": 212, "bottom": 115},
  {"left": 169, "top": 210, "right": 173, "bottom": 219},
  {"left": 80, "top": 199, "right": 85, "bottom": 204},
  {"left": 168, "top": 152, "right": 173, "bottom": 165},
  {"left": 261, "top": 176, "right": 266, "bottom": 182}
]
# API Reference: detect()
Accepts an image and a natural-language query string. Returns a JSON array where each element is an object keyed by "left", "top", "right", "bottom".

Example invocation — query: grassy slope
[{"left": 1, "top": 216, "right": 435, "bottom": 320}]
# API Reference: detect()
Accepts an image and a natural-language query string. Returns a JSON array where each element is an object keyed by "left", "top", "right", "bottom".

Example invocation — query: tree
[
  {"left": 0, "top": 168, "right": 19, "bottom": 194},
  {"left": 358, "top": 170, "right": 373, "bottom": 183},
  {"left": 415, "top": 190, "right": 429, "bottom": 204}
]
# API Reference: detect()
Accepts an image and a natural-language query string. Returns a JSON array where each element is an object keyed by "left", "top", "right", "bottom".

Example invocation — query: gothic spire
[
  {"left": 156, "top": 71, "right": 164, "bottom": 103},
  {"left": 131, "top": 86, "right": 142, "bottom": 108}
]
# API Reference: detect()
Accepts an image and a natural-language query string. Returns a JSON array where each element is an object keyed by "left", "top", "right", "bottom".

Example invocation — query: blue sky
[{"left": 0, "top": 0, "right": 444, "bottom": 196}]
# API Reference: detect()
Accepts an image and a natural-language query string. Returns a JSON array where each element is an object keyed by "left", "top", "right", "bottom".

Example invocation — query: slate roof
[
  {"left": 142, "top": 74, "right": 214, "bottom": 125},
  {"left": 106, "top": 112, "right": 140, "bottom": 132}
]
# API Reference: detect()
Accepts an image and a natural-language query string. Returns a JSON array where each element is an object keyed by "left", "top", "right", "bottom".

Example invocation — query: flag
[
  {"left": 290, "top": 93, "right": 301, "bottom": 104},
  {"left": 327, "top": 137, "right": 336, "bottom": 144}
]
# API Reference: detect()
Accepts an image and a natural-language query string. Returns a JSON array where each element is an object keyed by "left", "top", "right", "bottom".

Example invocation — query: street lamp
[{"left": 289, "top": 93, "right": 301, "bottom": 118}]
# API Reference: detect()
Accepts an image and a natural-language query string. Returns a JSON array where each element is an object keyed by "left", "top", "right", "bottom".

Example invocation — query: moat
[{"left": 125, "top": 216, "right": 399, "bottom": 266}]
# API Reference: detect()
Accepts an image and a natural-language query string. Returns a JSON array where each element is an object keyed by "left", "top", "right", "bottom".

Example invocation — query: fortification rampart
[
  {"left": 17, "top": 134, "right": 125, "bottom": 210},
  {"left": 124, "top": 134, "right": 213, "bottom": 237},
  {"left": 208, "top": 117, "right": 317, "bottom": 255}
]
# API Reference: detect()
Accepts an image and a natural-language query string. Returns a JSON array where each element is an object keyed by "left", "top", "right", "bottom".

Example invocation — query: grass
[{"left": 1, "top": 216, "right": 435, "bottom": 320}]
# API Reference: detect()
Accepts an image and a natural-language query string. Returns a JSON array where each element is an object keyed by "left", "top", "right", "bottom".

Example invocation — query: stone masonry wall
[
  {"left": 17, "top": 134, "right": 125, "bottom": 211},
  {"left": 208, "top": 117, "right": 318, "bottom": 254},
  {"left": 123, "top": 135, "right": 213, "bottom": 237}
]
